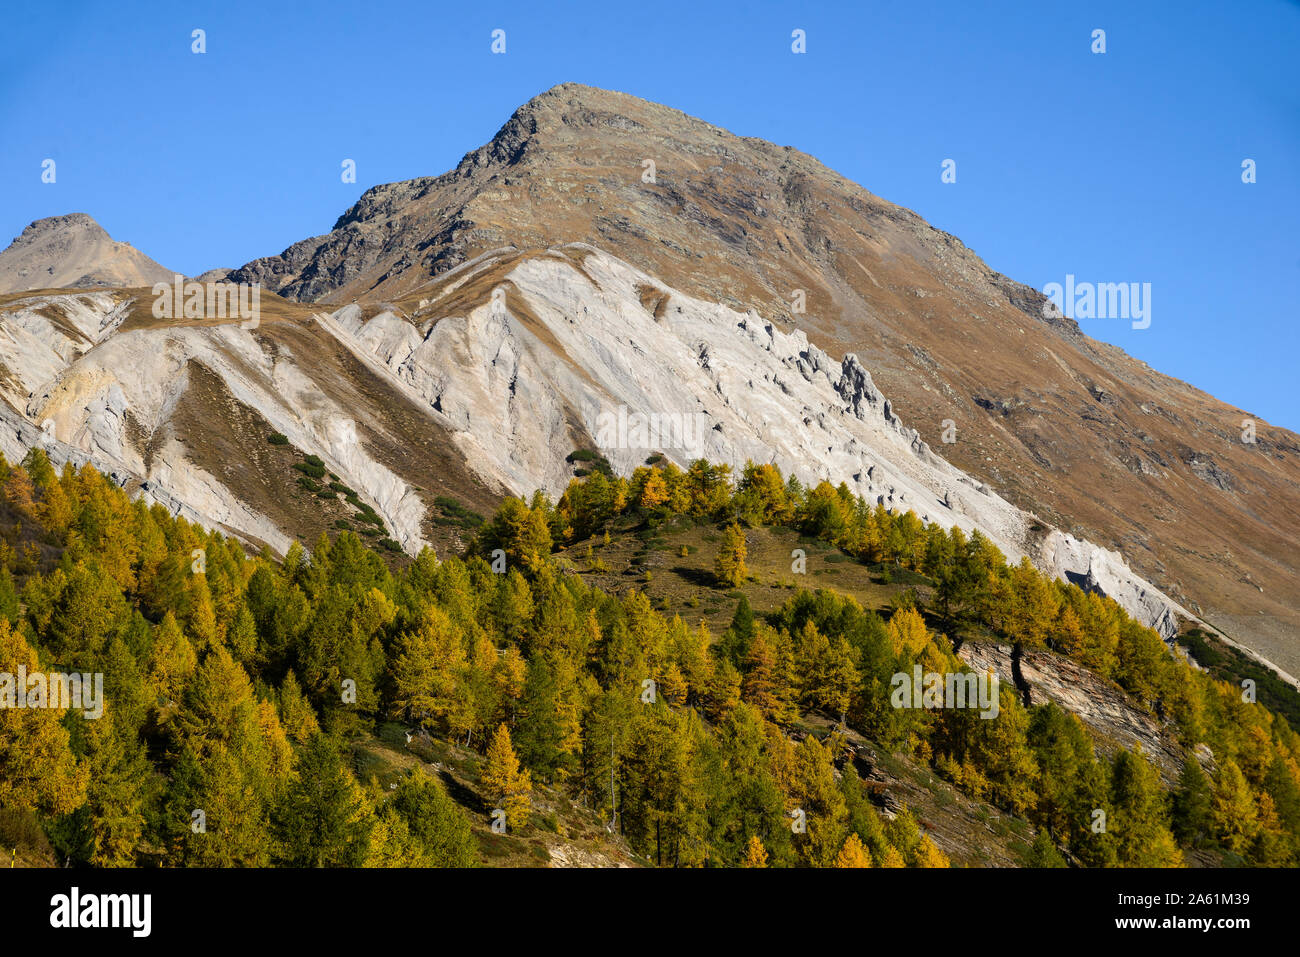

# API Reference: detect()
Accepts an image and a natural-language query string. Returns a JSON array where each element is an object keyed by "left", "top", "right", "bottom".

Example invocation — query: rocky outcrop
[
  {"left": 1037, "top": 531, "right": 1181, "bottom": 640},
  {"left": 957, "top": 641, "right": 1186, "bottom": 784},
  {"left": 835, "top": 353, "right": 881, "bottom": 419}
]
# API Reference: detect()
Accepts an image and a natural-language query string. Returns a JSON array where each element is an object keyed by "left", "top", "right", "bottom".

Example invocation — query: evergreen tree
[
  {"left": 274, "top": 733, "right": 374, "bottom": 867},
  {"left": 714, "top": 523, "right": 747, "bottom": 587},
  {"left": 516, "top": 653, "right": 565, "bottom": 781},
  {"left": 482, "top": 723, "right": 532, "bottom": 830},
  {"left": 719, "top": 594, "right": 755, "bottom": 668},
  {"left": 1170, "top": 755, "right": 1214, "bottom": 850},
  {"left": 1110, "top": 747, "right": 1182, "bottom": 867},
  {"left": 1212, "top": 760, "right": 1260, "bottom": 855},
  {"left": 742, "top": 834, "right": 768, "bottom": 867},
  {"left": 386, "top": 772, "right": 478, "bottom": 867},
  {"left": 1026, "top": 829, "right": 1067, "bottom": 868},
  {"left": 834, "top": 832, "right": 873, "bottom": 867}
]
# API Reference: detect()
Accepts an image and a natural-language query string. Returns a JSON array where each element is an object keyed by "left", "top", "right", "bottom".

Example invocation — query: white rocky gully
[{"left": 594, "top": 404, "right": 708, "bottom": 455}]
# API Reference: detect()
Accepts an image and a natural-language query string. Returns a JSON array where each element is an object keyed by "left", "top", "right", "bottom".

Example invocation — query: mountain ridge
[
  {"left": 219, "top": 83, "right": 1300, "bottom": 673},
  {"left": 0, "top": 83, "right": 1296, "bottom": 677}
]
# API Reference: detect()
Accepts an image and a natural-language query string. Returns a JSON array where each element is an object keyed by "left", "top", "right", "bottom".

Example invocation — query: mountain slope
[
  {"left": 223, "top": 83, "right": 1300, "bottom": 674},
  {"left": 0, "top": 214, "right": 175, "bottom": 294},
  {"left": 0, "top": 85, "right": 1295, "bottom": 676},
  {"left": 0, "top": 243, "right": 1247, "bottom": 681}
]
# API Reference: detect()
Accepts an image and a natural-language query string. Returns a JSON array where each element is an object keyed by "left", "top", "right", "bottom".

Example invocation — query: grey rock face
[{"left": 835, "top": 353, "right": 880, "bottom": 419}]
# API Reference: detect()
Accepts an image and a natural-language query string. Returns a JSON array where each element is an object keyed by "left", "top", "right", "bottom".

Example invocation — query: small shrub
[{"left": 267, "top": 432, "right": 289, "bottom": 446}]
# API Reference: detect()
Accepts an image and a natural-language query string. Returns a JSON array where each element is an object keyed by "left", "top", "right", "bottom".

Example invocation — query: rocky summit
[
  {"left": 0, "top": 213, "right": 176, "bottom": 294},
  {"left": 1, "top": 84, "right": 1297, "bottom": 681}
]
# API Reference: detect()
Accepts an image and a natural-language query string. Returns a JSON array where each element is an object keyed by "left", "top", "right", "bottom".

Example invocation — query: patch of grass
[
  {"left": 565, "top": 448, "right": 612, "bottom": 476},
  {"left": 377, "top": 722, "right": 409, "bottom": 749},
  {"left": 433, "top": 495, "right": 485, "bottom": 530}
]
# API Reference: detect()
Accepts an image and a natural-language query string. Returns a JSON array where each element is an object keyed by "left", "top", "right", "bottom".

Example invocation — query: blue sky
[{"left": 2, "top": 0, "right": 1297, "bottom": 427}]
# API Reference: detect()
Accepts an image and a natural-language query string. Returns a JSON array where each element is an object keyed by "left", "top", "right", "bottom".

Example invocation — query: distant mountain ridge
[{"left": 0, "top": 213, "right": 175, "bottom": 293}]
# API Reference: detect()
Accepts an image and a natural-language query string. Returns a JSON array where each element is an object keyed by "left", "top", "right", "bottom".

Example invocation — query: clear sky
[{"left": 2, "top": 1, "right": 1297, "bottom": 427}]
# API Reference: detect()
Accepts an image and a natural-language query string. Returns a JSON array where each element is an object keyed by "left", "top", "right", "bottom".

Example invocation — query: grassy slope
[
  {"left": 554, "top": 515, "right": 1049, "bottom": 867},
  {"left": 354, "top": 724, "right": 642, "bottom": 868}
]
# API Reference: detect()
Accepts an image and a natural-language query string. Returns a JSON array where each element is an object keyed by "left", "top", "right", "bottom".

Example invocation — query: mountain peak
[
  {"left": 217, "top": 87, "right": 1300, "bottom": 668},
  {"left": 0, "top": 212, "right": 174, "bottom": 294},
  {"left": 18, "top": 212, "right": 108, "bottom": 239}
]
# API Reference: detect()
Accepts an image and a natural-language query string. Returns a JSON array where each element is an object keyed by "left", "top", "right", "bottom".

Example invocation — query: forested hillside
[{"left": 0, "top": 451, "right": 1296, "bottom": 868}]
